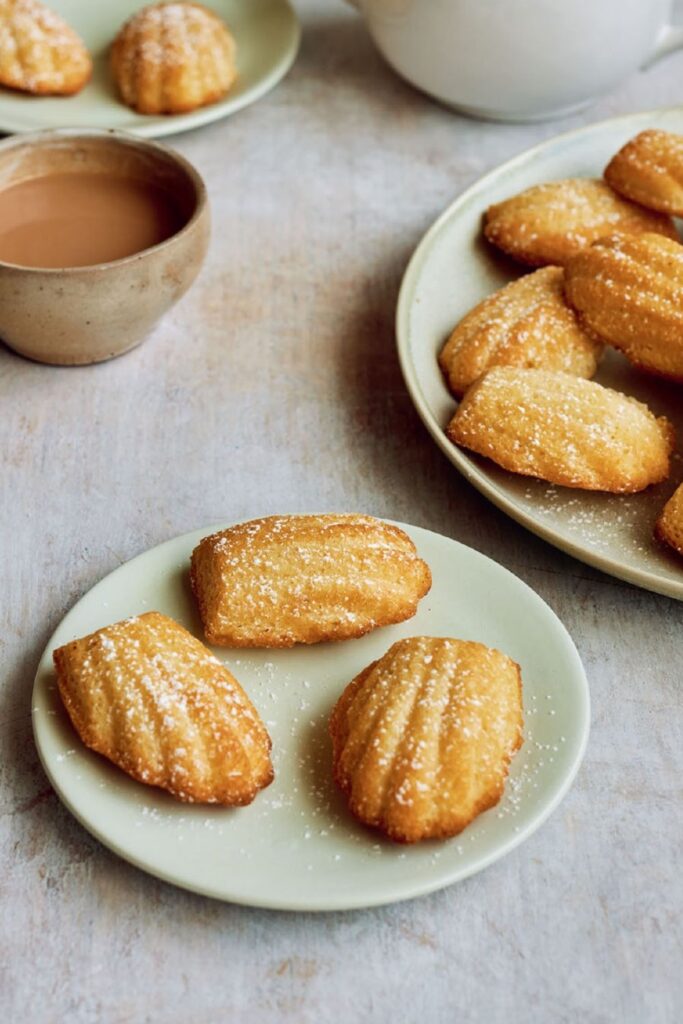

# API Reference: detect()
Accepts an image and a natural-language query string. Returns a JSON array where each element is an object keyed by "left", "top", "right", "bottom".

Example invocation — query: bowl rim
[{"left": 0, "top": 127, "right": 208, "bottom": 274}]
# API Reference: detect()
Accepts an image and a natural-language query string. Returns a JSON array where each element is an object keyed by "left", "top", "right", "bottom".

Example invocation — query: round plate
[
  {"left": 0, "top": 0, "right": 300, "bottom": 138},
  {"left": 33, "top": 521, "right": 589, "bottom": 911},
  {"left": 397, "top": 108, "right": 683, "bottom": 601}
]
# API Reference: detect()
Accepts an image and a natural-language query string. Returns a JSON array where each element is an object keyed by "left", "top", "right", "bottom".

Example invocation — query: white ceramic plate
[
  {"left": 0, "top": 0, "right": 299, "bottom": 138},
  {"left": 33, "top": 520, "right": 589, "bottom": 911},
  {"left": 397, "top": 108, "right": 683, "bottom": 601}
]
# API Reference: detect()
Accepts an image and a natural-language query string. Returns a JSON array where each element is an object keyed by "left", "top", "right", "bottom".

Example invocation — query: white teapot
[{"left": 344, "top": 0, "right": 683, "bottom": 122}]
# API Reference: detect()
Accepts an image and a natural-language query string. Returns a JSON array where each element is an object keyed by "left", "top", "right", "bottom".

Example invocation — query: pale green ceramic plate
[
  {"left": 0, "top": 0, "right": 299, "bottom": 137},
  {"left": 397, "top": 108, "right": 683, "bottom": 601},
  {"left": 33, "top": 520, "right": 589, "bottom": 910}
]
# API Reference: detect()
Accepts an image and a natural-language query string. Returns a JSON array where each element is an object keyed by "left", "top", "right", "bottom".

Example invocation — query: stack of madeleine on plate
[
  {"left": 0, "top": 0, "right": 238, "bottom": 114},
  {"left": 439, "top": 128, "right": 683, "bottom": 558},
  {"left": 53, "top": 513, "right": 526, "bottom": 844}
]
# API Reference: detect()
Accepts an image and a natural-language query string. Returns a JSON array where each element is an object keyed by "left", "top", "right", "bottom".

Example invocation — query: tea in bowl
[{"left": 0, "top": 129, "right": 209, "bottom": 365}]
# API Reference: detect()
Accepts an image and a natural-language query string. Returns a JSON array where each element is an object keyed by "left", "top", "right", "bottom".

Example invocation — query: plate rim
[
  {"left": 32, "top": 518, "right": 590, "bottom": 911},
  {"left": 0, "top": 0, "right": 301, "bottom": 139},
  {"left": 396, "top": 105, "right": 683, "bottom": 603}
]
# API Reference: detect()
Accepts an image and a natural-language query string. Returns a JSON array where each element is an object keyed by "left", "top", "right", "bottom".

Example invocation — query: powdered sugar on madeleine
[
  {"left": 330, "top": 636, "right": 523, "bottom": 843},
  {"left": 439, "top": 266, "right": 602, "bottom": 396},
  {"left": 53, "top": 611, "right": 273, "bottom": 805},
  {"left": 484, "top": 178, "right": 677, "bottom": 267},
  {"left": 190, "top": 514, "right": 432, "bottom": 648},
  {"left": 447, "top": 367, "right": 674, "bottom": 493}
]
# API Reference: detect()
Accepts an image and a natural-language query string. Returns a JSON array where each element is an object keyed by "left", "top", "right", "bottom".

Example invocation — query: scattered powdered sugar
[
  {"left": 48, "top": 571, "right": 572, "bottom": 882},
  {"left": 524, "top": 483, "right": 643, "bottom": 551}
]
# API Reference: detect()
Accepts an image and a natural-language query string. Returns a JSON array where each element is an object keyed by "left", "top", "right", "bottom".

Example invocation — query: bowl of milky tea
[{"left": 0, "top": 129, "right": 209, "bottom": 365}]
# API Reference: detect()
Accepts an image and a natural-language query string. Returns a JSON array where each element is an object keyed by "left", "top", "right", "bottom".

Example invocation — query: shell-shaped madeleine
[
  {"left": 484, "top": 178, "right": 677, "bottom": 268},
  {"left": 605, "top": 130, "right": 683, "bottom": 217},
  {"left": 655, "top": 483, "right": 683, "bottom": 558},
  {"left": 0, "top": 0, "right": 91, "bottom": 95},
  {"left": 111, "top": 2, "right": 236, "bottom": 115},
  {"left": 446, "top": 367, "right": 674, "bottom": 493},
  {"left": 439, "top": 266, "right": 602, "bottom": 397},
  {"left": 564, "top": 232, "right": 683, "bottom": 381},
  {"left": 190, "top": 514, "right": 432, "bottom": 648},
  {"left": 330, "top": 637, "right": 523, "bottom": 843},
  {"left": 53, "top": 611, "right": 273, "bottom": 805}
]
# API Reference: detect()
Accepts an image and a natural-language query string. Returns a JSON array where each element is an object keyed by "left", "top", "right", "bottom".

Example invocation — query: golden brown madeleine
[
  {"left": 53, "top": 611, "right": 273, "bottom": 805},
  {"left": 564, "top": 232, "right": 683, "bottom": 381},
  {"left": 190, "top": 514, "right": 432, "bottom": 648},
  {"left": 605, "top": 130, "right": 683, "bottom": 217},
  {"left": 111, "top": 2, "right": 236, "bottom": 115},
  {"left": 0, "top": 0, "right": 91, "bottom": 95},
  {"left": 655, "top": 483, "right": 683, "bottom": 557},
  {"left": 439, "top": 266, "right": 602, "bottom": 397},
  {"left": 446, "top": 367, "right": 674, "bottom": 493},
  {"left": 330, "top": 636, "right": 523, "bottom": 843},
  {"left": 483, "top": 178, "right": 677, "bottom": 267}
]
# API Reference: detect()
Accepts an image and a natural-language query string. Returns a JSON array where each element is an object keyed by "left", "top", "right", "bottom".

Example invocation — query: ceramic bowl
[{"left": 0, "top": 129, "right": 209, "bottom": 365}]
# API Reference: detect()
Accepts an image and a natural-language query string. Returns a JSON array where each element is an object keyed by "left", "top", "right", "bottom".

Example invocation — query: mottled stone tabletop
[{"left": 1, "top": 2, "right": 681, "bottom": 1021}]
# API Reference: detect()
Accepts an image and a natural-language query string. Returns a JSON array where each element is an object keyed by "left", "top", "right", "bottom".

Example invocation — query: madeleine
[
  {"left": 484, "top": 178, "right": 676, "bottom": 267},
  {"left": 53, "top": 611, "right": 273, "bottom": 805},
  {"left": 564, "top": 232, "right": 683, "bottom": 382},
  {"left": 439, "top": 266, "right": 601, "bottom": 396},
  {"left": 190, "top": 514, "right": 432, "bottom": 648},
  {"left": 330, "top": 636, "right": 523, "bottom": 843},
  {"left": 447, "top": 367, "right": 674, "bottom": 492},
  {"left": 111, "top": 2, "right": 236, "bottom": 114},
  {"left": 605, "top": 129, "right": 683, "bottom": 217}
]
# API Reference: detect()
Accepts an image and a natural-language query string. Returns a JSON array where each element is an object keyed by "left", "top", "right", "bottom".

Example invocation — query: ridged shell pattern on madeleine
[
  {"left": 330, "top": 636, "right": 523, "bottom": 843},
  {"left": 605, "top": 129, "right": 683, "bottom": 217},
  {"left": 190, "top": 514, "right": 432, "bottom": 648},
  {"left": 53, "top": 611, "right": 273, "bottom": 805},
  {"left": 446, "top": 367, "right": 674, "bottom": 493},
  {"left": 483, "top": 178, "right": 677, "bottom": 267},
  {"left": 655, "top": 482, "right": 683, "bottom": 558},
  {"left": 111, "top": 2, "right": 236, "bottom": 115},
  {"left": 564, "top": 232, "right": 683, "bottom": 382},
  {"left": 439, "top": 266, "right": 602, "bottom": 397},
  {"left": 0, "top": 0, "right": 92, "bottom": 95}
]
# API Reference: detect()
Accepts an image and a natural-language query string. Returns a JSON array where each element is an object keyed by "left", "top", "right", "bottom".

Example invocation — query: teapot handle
[{"left": 643, "top": 22, "right": 683, "bottom": 67}]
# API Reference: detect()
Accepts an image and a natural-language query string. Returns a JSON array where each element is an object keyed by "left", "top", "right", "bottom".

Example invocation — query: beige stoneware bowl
[{"left": 0, "top": 129, "right": 209, "bottom": 365}]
